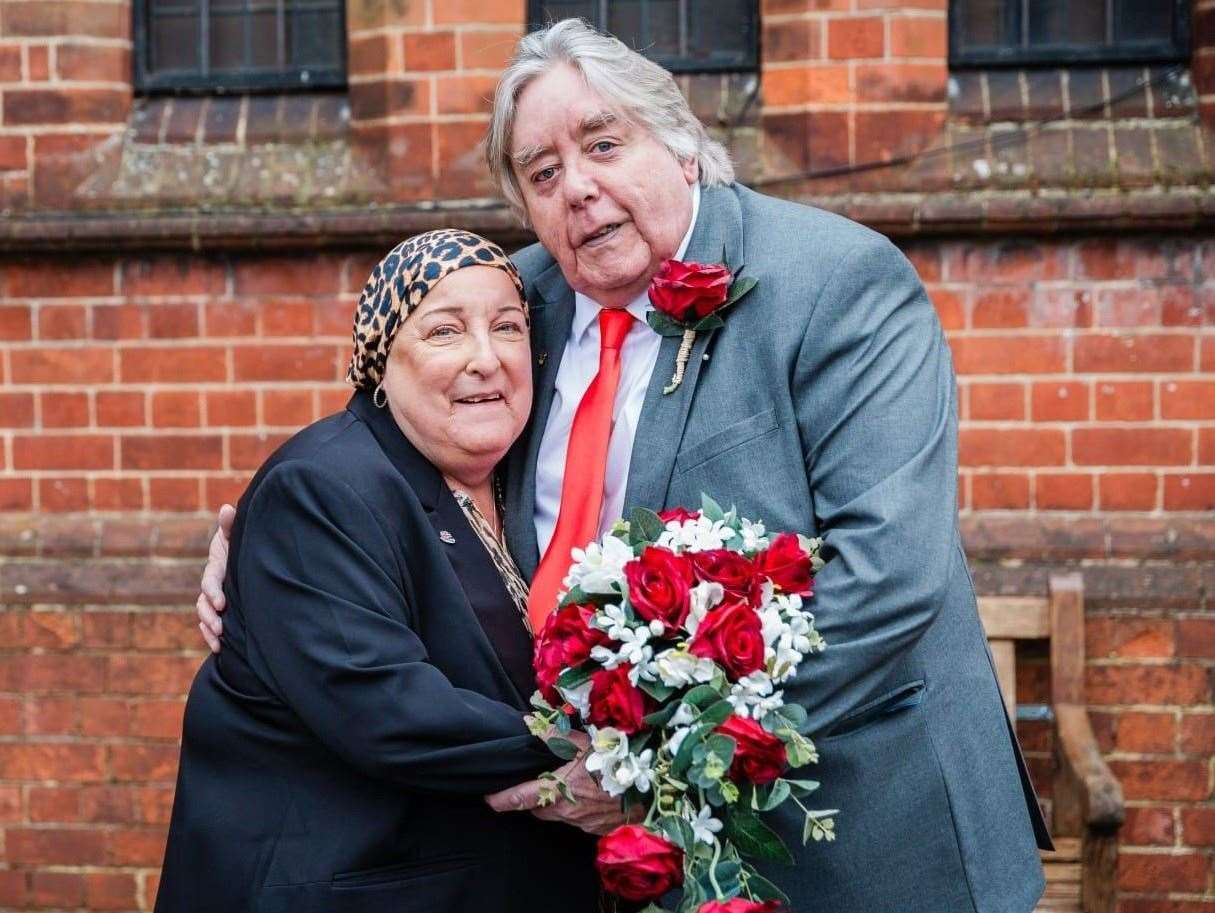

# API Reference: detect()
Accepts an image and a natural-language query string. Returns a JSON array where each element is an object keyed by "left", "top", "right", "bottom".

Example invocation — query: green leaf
[
  {"left": 555, "top": 713, "right": 572, "bottom": 735},
  {"left": 757, "top": 779, "right": 791, "bottom": 811},
  {"left": 700, "top": 493, "right": 726, "bottom": 522},
  {"left": 672, "top": 723, "right": 711, "bottom": 777},
  {"left": 545, "top": 736, "right": 580, "bottom": 760},
  {"left": 642, "top": 702, "right": 681, "bottom": 728},
  {"left": 647, "top": 309, "right": 690, "bottom": 337},
  {"left": 696, "top": 699, "right": 735, "bottom": 729},
  {"left": 636, "top": 905, "right": 669, "bottom": 913},
  {"left": 630, "top": 507, "right": 665, "bottom": 543},
  {"left": 692, "top": 313, "right": 725, "bottom": 333},
  {"left": 556, "top": 663, "right": 593, "bottom": 692},
  {"left": 783, "top": 778, "right": 821, "bottom": 798},
  {"left": 638, "top": 678, "right": 676, "bottom": 703},
  {"left": 721, "top": 807, "right": 794, "bottom": 865},
  {"left": 683, "top": 684, "right": 725, "bottom": 710},
  {"left": 655, "top": 815, "right": 694, "bottom": 851},
  {"left": 742, "top": 869, "right": 791, "bottom": 907},
  {"left": 723, "top": 276, "right": 758, "bottom": 308},
  {"left": 762, "top": 703, "right": 807, "bottom": 733}
]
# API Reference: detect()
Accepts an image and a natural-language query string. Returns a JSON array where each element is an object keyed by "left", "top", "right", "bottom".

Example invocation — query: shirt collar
[{"left": 571, "top": 181, "right": 702, "bottom": 343}]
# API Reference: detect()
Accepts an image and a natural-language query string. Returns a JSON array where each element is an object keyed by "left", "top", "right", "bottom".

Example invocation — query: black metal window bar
[
  {"left": 950, "top": 0, "right": 1190, "bottom": 67},
  {"left": 134, "top": 0, "right": 346, "bottom": 93},
  {"left": 528, "top": 0, "right": 757, "bottom": 73}
]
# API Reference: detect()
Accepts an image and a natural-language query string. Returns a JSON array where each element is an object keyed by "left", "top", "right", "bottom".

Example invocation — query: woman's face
[{"left": 381, "top": 266, "right": 532, "bottom": 481}]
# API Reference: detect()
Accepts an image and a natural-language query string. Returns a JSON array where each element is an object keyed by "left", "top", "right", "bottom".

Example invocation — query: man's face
[{"left": 510, "top": 64, "right": 698, "bottom": 308}]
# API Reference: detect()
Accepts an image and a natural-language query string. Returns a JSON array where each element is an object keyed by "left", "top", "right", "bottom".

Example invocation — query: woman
[{"left": 155, "top": 230, "right": 601, "bottom": 913}]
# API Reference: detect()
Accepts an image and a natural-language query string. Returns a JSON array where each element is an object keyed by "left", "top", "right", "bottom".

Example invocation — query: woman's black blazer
[{"left": 155, "top": 391, "right": 598, "bottom": 913}]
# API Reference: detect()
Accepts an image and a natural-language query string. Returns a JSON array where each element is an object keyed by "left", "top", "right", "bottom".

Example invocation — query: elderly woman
[{"left": 154, "top": 230, "right": 602, "bottom": 913}]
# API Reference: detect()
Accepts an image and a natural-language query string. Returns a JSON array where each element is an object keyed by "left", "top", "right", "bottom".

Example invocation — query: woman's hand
[{"left": 197, "top": 504, "right": 236, "bottom": 652}]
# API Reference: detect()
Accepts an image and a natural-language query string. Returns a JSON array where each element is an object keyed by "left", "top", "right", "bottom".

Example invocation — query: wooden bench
[{"left": 977, "top": 573, "right": 1125, "bottom": 913}]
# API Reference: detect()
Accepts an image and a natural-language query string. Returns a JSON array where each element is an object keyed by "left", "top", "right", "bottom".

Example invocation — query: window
[
  {"left": 950, "top": 0, "right": 1190, "bottom": 67},
  {"left": 528, "top": 1, "right": 757, "bottom": 73},
  {"left": 134, "top": 0, "right": 346, "bottom": 93}
]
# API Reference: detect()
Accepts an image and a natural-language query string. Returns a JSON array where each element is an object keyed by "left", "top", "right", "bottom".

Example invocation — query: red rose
[
  {"left": 715, "top": 715, "right": 788, "bottom": 785},
  {"left": 649, "top": 259, "right": 732, "bottom": 323},
  {"left": 625, "top": 546, "right": 695, "bottom": 634},
  {"left": 696, "top": 900, "right": 785, "bottom": 913},
  {"left": 587, "top": 664, "right": 654, "bottom": 735},
  {"left": 595, "top": 825, "right": 684, "bottom": 902},
  {"left": 533, "top": 602, "right": 610, "bottom": 705},
  {"left": 688, "top": 599, "right": 766, "bottom": 681},
  {"left": 658, "top": 506, "right": 701, "bottom": 524},
  {"left": 690, "top": 549, "right": 761, "bottom": 605},
  {"left": 756, "top": 533, "right": 814, "bottom": 597}
]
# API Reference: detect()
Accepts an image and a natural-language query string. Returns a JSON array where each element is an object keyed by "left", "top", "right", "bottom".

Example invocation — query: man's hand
[
  {"left": 197, "top": 504, "right": 236, "bottom": 653},
  {"left": 485, "top": 731, "right": 637, "bottom": 836}
]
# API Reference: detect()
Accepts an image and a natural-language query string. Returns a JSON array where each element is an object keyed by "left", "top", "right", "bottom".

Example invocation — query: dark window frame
[
  {"left": 133, "top": 0, "right": 347, "bottom": 94},
  {"left": 526, "top": 1, "right": 758, "bottom": 74},
  {"left": 949, "top": 0, "right": 1191, "bottom": 68}
]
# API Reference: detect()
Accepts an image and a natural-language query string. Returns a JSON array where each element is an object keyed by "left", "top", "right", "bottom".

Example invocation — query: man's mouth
[
  {"left": 454, "top": 393, "right": 504, "bottom": 405},
  {"left": 581, "top": 222, "right": 623, "bottom": 247}
]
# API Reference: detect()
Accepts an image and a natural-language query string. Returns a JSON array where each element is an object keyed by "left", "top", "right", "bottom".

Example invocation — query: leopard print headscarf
[{"left": 346, "top": 229, "right": 528, "bottom": 391}]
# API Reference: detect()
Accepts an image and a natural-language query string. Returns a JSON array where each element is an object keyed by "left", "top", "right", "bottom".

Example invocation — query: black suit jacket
[{"left": 155, "top": 391, "right": 598, "bottom": 913}]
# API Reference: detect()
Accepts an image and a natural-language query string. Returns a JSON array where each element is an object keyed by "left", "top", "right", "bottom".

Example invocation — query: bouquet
[{"left": 527, "top": 496, "right": 837, "bottom": 913}]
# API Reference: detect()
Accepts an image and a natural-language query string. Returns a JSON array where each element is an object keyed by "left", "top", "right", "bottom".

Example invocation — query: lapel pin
[
  {"left": 439, "top": 530, "right": 456, "bottom": 545},
  {"left": 702, "top": 352, "right": 711, "bottom": 361},
  {"left": 537, "top": 352, "right": 548, "bottom": 366}
]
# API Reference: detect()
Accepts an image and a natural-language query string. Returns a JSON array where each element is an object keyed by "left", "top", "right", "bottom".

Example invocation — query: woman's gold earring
[{"left": 373, "top": 384, "right": 387, "bottom": 409}]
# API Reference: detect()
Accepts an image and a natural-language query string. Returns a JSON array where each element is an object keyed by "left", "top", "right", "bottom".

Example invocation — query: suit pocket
[
  {"left": 821, "top": 679, "right": 925, "bottom": 741},
  {"left": 331, "top": 854, "right": 478, "bottom": 889},
  {"left": 675, "top": 408, "right": 779, "bottom": 474}
]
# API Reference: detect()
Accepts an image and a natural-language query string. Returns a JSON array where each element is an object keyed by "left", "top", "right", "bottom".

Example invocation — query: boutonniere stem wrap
[{"left": 647, "top": 259, "right": 758, "bottom": 394}]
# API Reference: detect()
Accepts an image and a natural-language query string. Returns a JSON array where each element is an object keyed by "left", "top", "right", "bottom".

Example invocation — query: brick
[
  {"left": 1203, "top": 335, "right": 1215, "bottom": 372},
  {"left": 762, "top": 64, "right": 850, "bottom": 106},
  {"left": 121, "top": 434, "right": 223, "bottom": 471},
  {"left": 13, "top": 434, "right": 114, "bottom": 470},
  {"left": 57, "top": 43, "right": 130, "bottom": 83},
  {"left": 1087, "top": 664, "right": 1209, "bottom": 706},
  {"left": 0, "top": 742, "right": 106, "bottom": 781},
  {"left": 17, "top": 653, "right": 107, "bottom": 692},
  {"left": 1031, "top": 381, "right": 1088, "bottom": 422},
  {"left": 432, "top": 0, "right": 524, "bottom": 24},
  {"left": 763, "top": 18, "right": 819, "bottom": 63},
  {"left": 1182, "top": 806, "right": 1215, "bottom": 846},
  {"left": 204, "top": 301, "right": 258, "bottom": 336},
  {"left": 130, "top": 699, "right": 186, "bottom": 739},
  {"left": 205, "top": 390, "right": 257, "bottom": 426},
  {"left": 1077, "top": 239, "right": 1178, "bottom": 281},
  {"left": 1177, "top": 618, "right": 1215, "bottom": 659},
  {"left": 1095, "top": 287, "right": 1170, "bottom": 327},
  {"left": 0, "top": 44, "right": 19, "bottom": 82},
  {"left": 1121, "top": 805, "right": 1176, "bottom": 846},
  {"left": 1161, "top": 380, "right": 1215, "bottom": 419},
  {"left": 92, "top": 303, "right": 145, "bottom": 339},
  {"left": 93, "top": 477, "right": 145, "bottom": 510},
  {"left": 106, "top": 827, "right": 167, "bottom": 865},
  {"left": 151, "top": 391, "right": 202, "bottom": 428},
  {"left": 1035, "top": 473, "right": 1093, "bottom": 510},
  {"left": 1118, "top": 851, "right": 1208, "bottom": 892},
  {"left": 458, "top": 28, "right": 523, "bottom": 70},
  {"left": 403, "top": 30, "right": 455, "bottom": 71},
  {"left": 949, "top": 336, "right": 1066, "bottom": 375},
  {"left": 1096, "top": 381, "right": 1154, "bottom": 421},
  {"left": 148, "top": 302, "right": 200, "bottom": 338},
  {"left": 233, "top": 345, "right": 338, "bottom": 381},
  {"left": 854, "top": 110, "right": 945, "bottom": 164},
  {"left": 86, "top": 872, "right": 138, "bottom": 911},
  {"left": 106, "top": 654, "right": 200, "bottom": 695},
  {"left": 233, "top": 257, "right": 343, "bottom": 296},
  {"left": 1181, "top": 713, "right": 1215, "bottom": 755},
  {"left": 0, "top": 304, "right": 32, "bottom": 339},
  {"left": 8, "top": 826, "right": 107, "bottom": 864},
  {"left": 1030, "top": 288, "right": 1093, "bottom": 329},
  {"left": 971, "top": 473, "right": 1029, "bottom": 509},
  {"left": 1164, "top": 474, "right": 1215, "bottom": 510},
  {"left": 0, "top": 2, "right": 129, "bottom": 38},
  {"left": 1075, "top": 334, "right": 1194, "bottom": 373},
  {"left": 27, "top": 610, "right": 82, "bottom": 649},
  {"left": 0, "top": 477, "right": 34, "bottom": 510},
  {"left": 927, "top": 287, "right": 964, "bottom": 330},
  {"left": 149, "top": 477, "right": 201, "bottom": 511},
  {"left": 1099, "top": 473, "right": 1158, "bottom": 510},
  {"left": 348, "top": 77, "right": 428, "bottom": 120},
  {"left": 108, "top": 743, "right": 180, "bottom": 781},
  {"left": 968, "top": 382, "right": 1024, "bottom": 420},
  {"left": 205, "top": 474, "right": 251, "bottom": 509},
  {"left": 78, "top": 697, "right": 132, "bottom": 736},
  {"left": 29, "top": 785, "right": 80, "bottom": 821},
  {"left": 1088, "top": 618, "right": 1175, "bottom": 660},
  {"left": 40, "top": 391, "right": 89, "bottom": 427},
  {"left": 3, "top": 88, "right": 128, "bottom": 125},
  {"left": 11, "top": 346, "right": 113, "bottom": 383},
  {"left": 263, "top": 389, "right": 314, "bottom": 426},
  {"left": 0, "top": 392, "right": 34, "bottom": 427},
  {"left": 437, "top": 73, "right": 499, "bottom": 115},
  {"left": 856, "top": 63, "right": 947, "bottom": 103},
  {"left": 1076, "top": 427, "right": 1193, "bottom": 467},
  {"left": 960, "top": 429, "right": 1065, "bottom": 466},
  {"left": 38, "top": 304, "right": 87, "bottom": 339},
  {"left": 134, "top": 785, "right": 175, "bottom": 825},
  {"left": 972, "top": 288, "right": 1030, "bottom": 329},
  {"left": 827, "top": 16, "right": 884, "bottom": 59},
  {"left": 1117, "top": 711, "right": 1178, "bottom": 752},
  {"left": 120, "top": 346, "right": 227, "bottom": 382},
  {"left": 230, "top": 432, "right": 291, "bottom": 470},
  {"left": 890, "top": 15, "right": 946, "bottom": 58},
  {"left": 262, "top": 299, "right": 315, "bottom": 336},
  {"left": 96, "top": 391, "right": 146, "bottom": 427},
  {"left": 25, "top": 696, "right": 77, "bottom": 734},
  {"left": 349, "top": 32, "right": 390, "bottom": 77},
  {"left": 29, "top": 872, "right": 85, "bottom": 908}
]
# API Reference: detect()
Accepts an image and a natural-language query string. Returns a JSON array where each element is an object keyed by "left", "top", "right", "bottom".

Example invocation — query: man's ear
[{"left": 681, "top": 155, "right": 699, "bottom": 186}]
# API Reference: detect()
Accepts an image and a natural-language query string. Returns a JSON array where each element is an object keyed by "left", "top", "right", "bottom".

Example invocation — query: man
[{"left": 198, "top": 18, "right": 1050, "bottom": 912}]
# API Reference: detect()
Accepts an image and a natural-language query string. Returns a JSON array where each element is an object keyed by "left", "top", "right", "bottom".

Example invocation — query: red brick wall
[{"left": 0, "top": 1, "right": 1212, "bottom": 911}]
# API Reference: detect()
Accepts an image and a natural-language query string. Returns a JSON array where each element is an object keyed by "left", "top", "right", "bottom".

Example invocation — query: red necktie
[{"left": 527, "top": 307, "right": 636, "bottom": 632}]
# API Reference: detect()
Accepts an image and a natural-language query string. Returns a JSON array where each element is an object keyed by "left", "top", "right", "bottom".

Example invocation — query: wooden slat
[
  {"left": 1041, "top": 837, "right": 1081, "bottom": 863},
  {"left": 990, "top": 638, "right": 1017, "bottom": 722},
  {"left": 977, "top": 596, "right": 1050, "bottom": 639}
]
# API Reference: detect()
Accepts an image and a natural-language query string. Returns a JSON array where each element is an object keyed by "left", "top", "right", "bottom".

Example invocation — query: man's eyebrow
[
  {"left": 580, "top": 110, "right": 617, "bottom": 133},
  {"left": 512, "top": 112, "right": 619, "bottom": 169}
]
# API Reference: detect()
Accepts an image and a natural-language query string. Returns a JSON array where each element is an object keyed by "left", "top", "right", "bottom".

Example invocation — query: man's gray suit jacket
[{"left": 505, "top": 183, "right": 1052, "bottom": 913}]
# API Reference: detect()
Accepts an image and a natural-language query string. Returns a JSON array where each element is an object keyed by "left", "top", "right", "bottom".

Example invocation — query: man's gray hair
[{"left": 486, "top": 18, "right": 735, "bottom": 224}]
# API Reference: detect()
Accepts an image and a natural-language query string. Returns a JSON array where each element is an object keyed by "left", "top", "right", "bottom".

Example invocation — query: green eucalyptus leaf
[
  {"left": 630, "top": 507, "right": 666, "bottom": 543},
  {"left": 556, "top": 663, "right": 594, "bottom": 691},
  {"left": 545, "top": 737, "right": 580, "bottom": 760},
  {"left": 555, "top": 713, "right": 572, "bottom": 735},
  {"left": 642, "top": 701, "right": 681, "bottom": 728},
  {"left": 762, "top": 703, "right": 807, "bottom": 733},
  {"left": 682, "top": 684, "right": 725, "bottom": 710},
  {"left": 722, "top": 807, "right": 794, "bottom": 865},
  {"left": 638, "top": 678, "right": 676, "bottom": 703},
  {"left": 696, "top": 699, "right": 734, "bottom": 728},
  {"left": 724, "top": 276, "right": 758, "bottom": 307},
  {"left": 647, "top": 310, "right": 689, "bottom": 337},
  {"left": 672, "top": 723, "right": 711, "bottom": 777},
  {"left": 700, "top": 493, "right": 726, "bottom": 522},
  {"left": 742, "top": 869, "right": 791, "bottom": 906},
  {"left": 692, "top": 313, "right": 725, "bottom": 332},
  {"left": 758, "top": 779, "right": 791, "bottom": 811}
]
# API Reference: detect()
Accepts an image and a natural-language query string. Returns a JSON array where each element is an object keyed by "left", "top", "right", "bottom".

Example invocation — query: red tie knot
[{"left": 598, "top": 307, "right": 635, "bottom": 351}]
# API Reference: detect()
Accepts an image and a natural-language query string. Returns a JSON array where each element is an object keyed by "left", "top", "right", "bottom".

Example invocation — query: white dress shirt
[{"left": 534, "top": 183, "right": 702, "bottom": 556}]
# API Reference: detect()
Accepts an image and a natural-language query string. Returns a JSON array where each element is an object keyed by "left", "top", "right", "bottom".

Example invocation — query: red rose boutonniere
[{"left": 647, "top": 258, "right": 757, "bottom": 394}]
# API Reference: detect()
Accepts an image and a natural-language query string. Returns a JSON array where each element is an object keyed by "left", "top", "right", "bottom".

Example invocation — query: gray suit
[{"left": 505, "top": 183, "right": 1051, "bottom": 912}]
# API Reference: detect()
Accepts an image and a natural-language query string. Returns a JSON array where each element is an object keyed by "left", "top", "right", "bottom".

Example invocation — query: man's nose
[{"left": 562, "top": 161, "right": 597, "bottom": 208}]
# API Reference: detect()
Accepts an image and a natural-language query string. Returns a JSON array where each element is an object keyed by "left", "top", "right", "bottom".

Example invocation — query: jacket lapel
[
  {"left": 622, "top": 184, "right": 746, "bottom": 516},
  {"left": 503, "top": 259, "right": 576, "bottom": 580}
]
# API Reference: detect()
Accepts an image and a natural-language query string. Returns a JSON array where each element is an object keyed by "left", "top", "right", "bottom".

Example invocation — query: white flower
[
  {"left": 558, "top": 679, "right": 593, "bottom": 717},
  {"left": 685, "top": 581, "right": 724, "bottom": 636},
  {"left": 667, "top": 725, "right": 693, "bottom": 757},
  {"left": 656, "top": 515, "right": 737, "bottom": 553},
  {"left": 585, "top": 726, "right": 630, "bottom": 775},
  {"left": 598, "top": 749, "right": 655, "bottom": 797},
  {"left": 564, "top": 535, "right": 634, "bottom": 595},
  {"left": 687, "top": 804, "right": 723, "bottom": 845},
  {"left": 669, "top": 702, "right": 696, "bottom": 728},
  {"left": 739, "top": 517, "right": 769, "bottom": 552},
  {"left": 727, "top": 671, "right": 783, "bottom": 718},
  {"left": 653, "top": 648, "right": 717, "bottom": 688}
]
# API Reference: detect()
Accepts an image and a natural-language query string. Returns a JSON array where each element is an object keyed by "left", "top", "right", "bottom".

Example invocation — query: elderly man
[{"left": 198, "top": 18, "right": 1050, "bottom": 912}]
